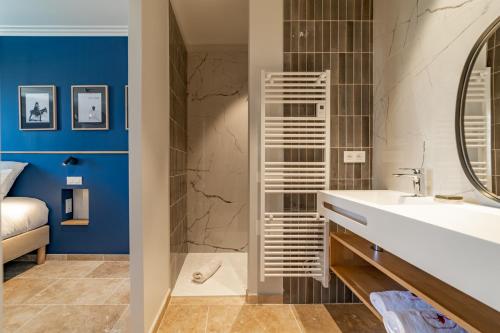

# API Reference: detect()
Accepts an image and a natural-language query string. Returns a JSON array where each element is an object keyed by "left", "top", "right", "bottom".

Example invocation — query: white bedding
[{"left": 1, "top": 197, "right": 49, "bottom": 240}]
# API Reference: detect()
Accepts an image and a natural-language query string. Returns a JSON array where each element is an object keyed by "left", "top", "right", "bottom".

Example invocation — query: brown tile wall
[
  {"left": 487, "top": 31, "right": 500, "bottom": 194},
  {"left": 282, "top": 0, "right": 372, "bottom": 304},
  {"left": 169, "top": 2, "right": 188, "bottom": 288}
]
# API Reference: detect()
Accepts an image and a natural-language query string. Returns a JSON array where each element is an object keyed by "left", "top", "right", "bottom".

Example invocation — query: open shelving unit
[
  {"left": 61, "top": 188, "right": 89, "bottom": 226},
  {"left": 330, "top": 232, "right": 500, "bottom": 333}
]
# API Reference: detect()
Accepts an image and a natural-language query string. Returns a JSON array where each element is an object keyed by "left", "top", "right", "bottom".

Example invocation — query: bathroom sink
[
  {"left": 318, "top": 190, "right": 500, "bottom": 311},
  {"left": 329, "top": 190, "right": 438, "bottom": 206}
]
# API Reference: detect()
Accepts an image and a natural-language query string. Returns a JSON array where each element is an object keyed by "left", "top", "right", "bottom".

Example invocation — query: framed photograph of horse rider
[
  {"left": 18, "top": 85, "right": 57, "bottom": 130},
  {"left": 71, "top": 85, "right": 108, "bottom": 130}
]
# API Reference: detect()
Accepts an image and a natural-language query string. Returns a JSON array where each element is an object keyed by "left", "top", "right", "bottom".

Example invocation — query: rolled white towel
[
  {"left": 370, "top": 291, "right": 431, "bottom": 317},
  {"left": 383, "top": 309, "right": 467, "bottom": 333},
  {"left": 192, "top": 259, "right": 222, "bottom": 283}
]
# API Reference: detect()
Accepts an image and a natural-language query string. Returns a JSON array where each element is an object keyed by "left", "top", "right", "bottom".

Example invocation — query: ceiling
[
  {"left": 0, "top": 0, "right": 128, "bottom": 35},
  {"left": 0, "top": 0, "right": 247, "bottom": 42},
  {"left": 170, "top": 0, "right": 248, "bottom": 46}
]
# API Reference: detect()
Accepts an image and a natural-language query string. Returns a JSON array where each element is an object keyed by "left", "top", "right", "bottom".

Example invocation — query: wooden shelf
[
  {"left": 61, "top": 219, "right": 89, "bottom": 226},
  {"left": 331, "top": 265, "right": 404, "bottom": 320},
  {"left": 330, "top": 232, "right": 500, "bottom": 333}
]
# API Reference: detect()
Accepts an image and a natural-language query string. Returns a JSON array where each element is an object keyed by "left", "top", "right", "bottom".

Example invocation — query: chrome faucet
[{"left": 392, "top": 168, "right": 425, "bottom": 197}]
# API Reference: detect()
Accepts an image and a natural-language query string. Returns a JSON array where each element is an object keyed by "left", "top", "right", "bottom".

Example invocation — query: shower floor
[{"left": 172, "top": 252, "right": 247, "bottom": 296}]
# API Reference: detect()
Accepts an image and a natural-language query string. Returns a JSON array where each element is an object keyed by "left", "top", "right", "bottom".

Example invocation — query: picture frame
[
  {"left": 125, "top": 85, "right": 128, "bottom": 130},
  {"left": 71, "top": 85, "right": 109, "bottom": 130},
  {"left": 18, "top": 85, "right": 57, "bottom": 130}
]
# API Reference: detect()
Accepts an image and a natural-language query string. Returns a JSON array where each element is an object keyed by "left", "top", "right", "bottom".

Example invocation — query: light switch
[
  {"left": 67, "top": 176, "right": 83, "bottom": 185},
  {"left": 65, "top": 198, "right": 73, "bottom": 214},
  {"left": 344, "top": 151, "right": 366, "bottom": 163}
]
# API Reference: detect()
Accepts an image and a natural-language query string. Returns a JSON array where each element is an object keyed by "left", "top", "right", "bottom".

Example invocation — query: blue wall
[{"left": 0, "top": 37, "right": 129, "bottom": 254}]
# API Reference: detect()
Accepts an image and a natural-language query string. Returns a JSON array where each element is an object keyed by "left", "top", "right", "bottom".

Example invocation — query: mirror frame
[{"left": 456, "top": 16, "right": 500, "bottom": 203}]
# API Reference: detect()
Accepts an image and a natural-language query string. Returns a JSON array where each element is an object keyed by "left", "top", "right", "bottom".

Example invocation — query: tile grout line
[
  {"left": 11, "top": 304, "right": 128, "bottom": 333},
  {"left": 110, "top": 304, "right": 130, "bottom": 331},
  {"left": 289, "top": 304, "right": 304, "bottom": 333},
  {"left": 12, "top": 304, "right": 49, "bottom": 333},
  {"left": 204, "top": 306, "right": 210, "bottom": 333},
  {"left": 18, "top": 278, "right": 60, "bottom": 305},
  {"left": 102, "top": 278, "right": 129, "bottom": 305}
]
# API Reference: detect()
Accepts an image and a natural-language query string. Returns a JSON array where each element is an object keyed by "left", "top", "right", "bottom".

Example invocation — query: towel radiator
[
  {"left": 464, "top": 69, "right": 492, "bottom": 188},
  {"left": 259, "top": 71, "right": 331, "bottom": 287}
]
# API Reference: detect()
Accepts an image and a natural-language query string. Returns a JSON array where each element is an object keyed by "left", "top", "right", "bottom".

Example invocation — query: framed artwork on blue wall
[
  {"left": 71, "top": 85, "right": 109, "bottom": 130},
  {"left": 18, "top": 85, "right": 57, "bottom": 130}
]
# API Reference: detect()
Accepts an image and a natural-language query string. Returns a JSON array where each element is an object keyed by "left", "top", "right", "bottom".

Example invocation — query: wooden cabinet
[{"left": 330, "top": 232, "right": 500, "bottom": 333}]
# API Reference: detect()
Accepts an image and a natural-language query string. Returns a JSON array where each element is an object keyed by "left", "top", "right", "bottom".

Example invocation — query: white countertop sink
[{"left": 318, "top": 190, "right": 500, "bottom": 311}]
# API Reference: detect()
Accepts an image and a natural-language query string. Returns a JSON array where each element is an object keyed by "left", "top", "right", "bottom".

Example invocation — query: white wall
[
  {"left": 170, "top": 0, "right": 248, "bottom": 45},
  {"left": 373, "top": 0, "right": 500, "bottom": 208},
  {"left": 129, "top": 0, "right": 171, "bottom": 331},
  {"left": 248, "top": 0, "right": 283, "bottom": 295}
]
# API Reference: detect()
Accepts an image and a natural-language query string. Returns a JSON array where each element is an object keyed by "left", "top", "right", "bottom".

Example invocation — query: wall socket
[
  {"left": 344, "top": 151, "right": 366, "bottom": 163},
  {"left": 66, "top": 176, "right": 83, "bottom": 185},
  {"left": 65, "top": 198, "right": 73, "bottom": 214}
]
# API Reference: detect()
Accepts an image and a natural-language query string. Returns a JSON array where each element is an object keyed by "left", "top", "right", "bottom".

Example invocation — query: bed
[{"left": 2, "top": 197, "right": 49, "bottom": 264}]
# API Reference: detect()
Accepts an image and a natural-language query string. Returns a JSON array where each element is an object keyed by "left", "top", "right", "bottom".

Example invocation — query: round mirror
[{"left": 457, "top": 17, "right": 500, "bottom": 202}]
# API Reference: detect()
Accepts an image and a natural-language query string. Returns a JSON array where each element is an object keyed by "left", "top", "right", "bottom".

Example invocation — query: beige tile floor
[
  {"left": 3, "top": 260, "right": 130, "bottom": 333},
  {"left": 4, "top": 261, "right": 384, "bottom": 333},
  {"left": 159, "top": 297, "right": 385, "bottom": 333}
]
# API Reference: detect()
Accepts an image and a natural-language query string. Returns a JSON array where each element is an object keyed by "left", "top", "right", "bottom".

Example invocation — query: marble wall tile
[
  {"left": 373, "top": 0, "right": 500, "bottom": 208},
  {"left": 186, "top": 47, "right": 249, "bottom": 253}
]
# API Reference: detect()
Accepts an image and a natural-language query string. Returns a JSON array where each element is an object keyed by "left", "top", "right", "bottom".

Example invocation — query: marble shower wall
[
  {"left": 373, "top": 0, "right": 500, "bottom": 207},
  {"left": 169, "top": 3, "right": 188, "bottom": 287},
  {"left": 186, "top": 47, "right": 249, "bottom": 253}
]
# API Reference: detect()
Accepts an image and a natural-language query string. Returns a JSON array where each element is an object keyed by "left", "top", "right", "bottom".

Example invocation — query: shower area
[{"left": 169, "top": 0, "right": 249, "bottom": 296}]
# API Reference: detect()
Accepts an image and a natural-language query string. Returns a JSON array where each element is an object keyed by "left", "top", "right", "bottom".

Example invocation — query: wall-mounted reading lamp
[{"left": 62, "top": 156, "right": 78, "bottom": 166}]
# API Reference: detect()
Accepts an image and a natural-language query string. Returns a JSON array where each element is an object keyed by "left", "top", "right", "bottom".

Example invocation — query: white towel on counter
[
  {"left": 370, "top": 291, "right": 431, "bottom": 317},
  {"left": 192, "top": 259, "right": 222, "bottom": 283},
  {"left": 383, "top": 309, "right": 467, "bottom": 333}
]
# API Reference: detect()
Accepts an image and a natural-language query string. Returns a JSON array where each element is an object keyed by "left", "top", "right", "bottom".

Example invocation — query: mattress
[{"left": 1, "top": 197, "right": 49, "bottom": 240}]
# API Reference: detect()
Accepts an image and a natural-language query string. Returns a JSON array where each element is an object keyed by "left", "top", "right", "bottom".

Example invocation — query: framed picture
[
  {"left": 125, "top": 85, "right": 128, "bottom": 130},
  {"left": 18, "top": 85, "right": 57, "bottom": 130},
  {"left": 71, "top": 85, "right": 109, "bottom": 130}
]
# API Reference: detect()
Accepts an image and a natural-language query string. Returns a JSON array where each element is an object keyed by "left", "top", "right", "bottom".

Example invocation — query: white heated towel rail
[
  {"left": 259, "top": 71, "right": 330, "bottom": 287},
  {"left": 464, "top": 69, "right": 492, "bottom": 188}
]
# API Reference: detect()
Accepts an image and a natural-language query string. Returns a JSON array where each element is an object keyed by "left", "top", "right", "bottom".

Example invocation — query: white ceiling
[
  {"left": 0, "top": 0, "right": 248, "bottom": 42},
  {"left": 170, "top": 0, "right": 248, "bottom": 46},
  {"left": 0, "top": 0, "right": 128, "bottom": 35}
]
